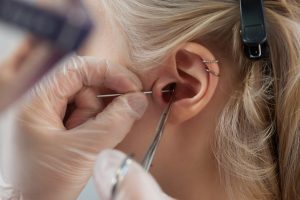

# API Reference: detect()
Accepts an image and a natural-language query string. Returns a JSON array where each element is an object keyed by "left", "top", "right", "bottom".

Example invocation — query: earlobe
[{"left": 170, "top": 43, "right": 220, "bottom": 124}]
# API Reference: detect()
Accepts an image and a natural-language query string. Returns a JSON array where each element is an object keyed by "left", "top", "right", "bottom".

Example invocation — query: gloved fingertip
[
  {"left": 104, "top": 60, "right": 143, "bottom": 91},
  {"left": 125, "top": 93, "right": 148, "bottom": 119},
  {"left": 128, "top": 75, "right": 143, "bottom": 91}
]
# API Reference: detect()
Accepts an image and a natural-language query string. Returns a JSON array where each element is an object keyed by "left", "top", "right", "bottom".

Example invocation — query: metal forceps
[
  {"left": 110, "top": 84, "right": 176, "bottom": 200},
  {"left": 141, "top": 84, "right": 176, "bottom": 171}
]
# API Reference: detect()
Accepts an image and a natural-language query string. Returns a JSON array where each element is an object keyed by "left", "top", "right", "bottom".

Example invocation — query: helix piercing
[
  {"left": 202, "top": 59, "right": 219, "bottom": 64},
  {"left": 202, "top": 60, "right": 220, "bottom": 77}
]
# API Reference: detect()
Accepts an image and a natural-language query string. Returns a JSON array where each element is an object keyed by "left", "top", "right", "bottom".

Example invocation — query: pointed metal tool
[
  {"left": 97, "top": 90, "right": 172, "bottom": 98},
  {"left": 141, "top": 84, "right": 176, "bottom": 171}
]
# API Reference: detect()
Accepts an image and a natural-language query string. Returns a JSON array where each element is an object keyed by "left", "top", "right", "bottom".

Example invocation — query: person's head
[{"left": 82, "top": 0, "right": 300, "bottom": 199}]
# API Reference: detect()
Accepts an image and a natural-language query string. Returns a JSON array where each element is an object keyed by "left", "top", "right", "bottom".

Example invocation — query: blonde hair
[{"left": 101, "top": 1, "right": 300, "bottom": 199}]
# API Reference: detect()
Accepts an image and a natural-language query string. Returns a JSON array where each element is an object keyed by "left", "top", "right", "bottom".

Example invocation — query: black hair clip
[{"left": 240, "top": 0, "right": 269, "bottom": 60}]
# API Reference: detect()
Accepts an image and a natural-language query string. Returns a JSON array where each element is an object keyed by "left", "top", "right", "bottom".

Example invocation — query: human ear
[{"left": 153, "top": 42, "right": 220, "bottom": 124}]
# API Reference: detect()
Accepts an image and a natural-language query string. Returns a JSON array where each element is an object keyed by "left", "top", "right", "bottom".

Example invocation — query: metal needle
[{"left": 97, "top": 90, "right": 171, "bottom": 98}]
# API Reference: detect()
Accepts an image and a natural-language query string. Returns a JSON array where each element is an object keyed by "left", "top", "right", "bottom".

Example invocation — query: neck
[{"left": 150, "top": 115, "right": 227, "bottom": 200}]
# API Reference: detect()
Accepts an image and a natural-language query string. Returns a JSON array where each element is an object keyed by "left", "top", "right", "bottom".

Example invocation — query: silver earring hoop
[
  {"left": 202, "top": 59, "right": 219, "bottom": 64},
  {"left": 111, "top": 155, "right": 133, "bottom": 200},
  {"left": 202, "top": 60, "right": 220, "bottom": 77},
  {"left": 205, "top": 67, "right": 220, "bottom": 77}
]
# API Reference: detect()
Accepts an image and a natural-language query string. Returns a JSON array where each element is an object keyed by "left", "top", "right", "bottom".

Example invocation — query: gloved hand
[
  {"left": 3, "top": 56, "right": 148, "bottom": 200},
  {"left": 94, "top": 150, "right": 175, "bottom": 200}
]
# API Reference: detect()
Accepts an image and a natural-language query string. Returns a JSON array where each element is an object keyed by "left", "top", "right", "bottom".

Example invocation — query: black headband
[{"left": 240, "top": 0, "right": 269, "bottom": 60}]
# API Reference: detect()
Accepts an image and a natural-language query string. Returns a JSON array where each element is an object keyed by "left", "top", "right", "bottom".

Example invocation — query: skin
[{"left": 80, "top": 1, "right": 241, "bottom": 199}]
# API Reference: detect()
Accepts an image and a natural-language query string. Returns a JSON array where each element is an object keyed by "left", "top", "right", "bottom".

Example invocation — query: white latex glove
[
  {"left": 3, "top": 56, "right": 148, "bottom": 200},
  {"left": 94, "top": 150, "right": 175, "bottom": 200}
]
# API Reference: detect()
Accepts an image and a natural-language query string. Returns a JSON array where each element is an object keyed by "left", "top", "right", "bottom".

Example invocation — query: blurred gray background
[{"left": 0, "top": 22, "right": 99, "bottom": 200}]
